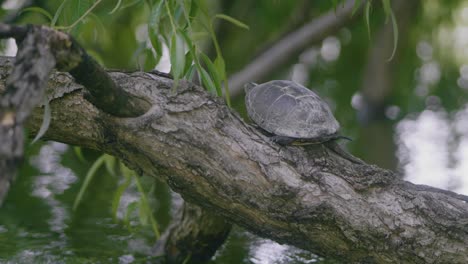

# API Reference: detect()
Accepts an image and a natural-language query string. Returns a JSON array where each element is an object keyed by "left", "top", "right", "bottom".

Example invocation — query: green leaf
[
  {"left": 352, "top": 0, "right": 363, "bottom": 16},
  {"left": 124, "top": 201, "right": 138, "bottom": 227},
  {"left": 52, "top": 0, "right": 69, "bottom": 27},
  {"left": 179, "top": 0, "right": 198, "bottom": 34},
  {"left": 73, "top": 155, "right": 106, "bottom": 211},
  {"left": 86, "top": 13, "right": 106, "bottom": 42},
  {"left": 365, "top": 1, "right": 371, "bottom": 39},
  {"left": 177, "top": 0, "right": 190, "bottom": 28},
  {"left": 31, "top": 98, "right": 51, "bottom": 144},
  {"left": 143, "top": 48, "right": 158, "bottom": 70},
  {"left": 174, "top": 3, "right": 184, "bottom": 22},
  {"left": 109, "top": 0, "right": 123, "bottom": 14},
  {"left": 148, "top": 0, "right": 164, "bottom": 29},
  {"left": 214, "top": 56, "right": 226, "bottom": 82},
  {"left": 170, "top": 31, "right": 186, "bottom": 88},
  {"left": 111, "top": 175, "right": 131, "bottom": 221},
  {"left": 181, "top": 0, "right": 191, "bottom": 17},
  {"left": 60, "top": 0, "right": 91, "bottom": 27},
  {"left": 189, "top": 31, "right": 209, "bottom": 41},
  {"left": 332, "top": 0, "right": 338, "bottom": 12},
  {"left": 120, "top": 161, "right": 134, "bottom": 177},
  {"left": 214, "top": 56, "right": 231, "bottom": 107},
  {"left": 198, "top": 66, "right": 217, "bottom": 94},
  {"left": 103, "top": 155, "right": 116, "bottom": 176},
  {"left": 58, "top": 0, "right": 102, "bottom": 30},
  {"left": 199, "top": 52, "right": 222, "bottom": 96},
  {"left": 73, "top": 147, "right": 86, "bottom": 163},
  {"left": 148, "top": 0, "right": 164, "bottom": 59},
  {"left": 188, "top": 0, "right": 198, "bottom": 21},
  {"left": 214, "top": 14, "right": 249, "bottom": 30},
  {"left": 178, "top": 30, "right": 200, "bottom": 78},
  {"left": 134, "top": 175, "right": 160, "bottom": 239},
  {"left": 178, "top": 29, "right": 194, "bottom": 52},
  {"left": 131, "top": 42, "right": 147, "bottom": 70},
  {"left": 148, "top": 33, "right": 163, "bottom": 65},
  {"left": 183, "top": 50, "right": 194, "bottom": 76},
  {"left": 182, "top": 255, "right": 192, "bottom": 264},
  {"left": 184, "top": 63, "right": 196, "bottom": 80},
  {"left": 382, "top": 0, "right": 391, "bottom": 22},
  {"left": 121, "top": 0, "right": 144, "bottom": 9},
  {"left": 20, "top": 7, "right": 53, "bottom": 21},
  {"left": 194, "top": 0, "right": 209, "bottom": 18},
  {"left": 138, "top": 197, "right": 149, "bottom": 225},
  {"left": 164, "top": 0, "right": 177, "bottom": 32},
  {"left": 387, "top": 9, "right": 398, "bottom": 61}
]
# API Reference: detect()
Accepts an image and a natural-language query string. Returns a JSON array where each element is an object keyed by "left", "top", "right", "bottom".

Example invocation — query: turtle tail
[
  {"left": 336, "top": 135, "right": 352, "bottom": 141},
  {"left": 329, "top": 133, "right": 352, "bottom": 142}
]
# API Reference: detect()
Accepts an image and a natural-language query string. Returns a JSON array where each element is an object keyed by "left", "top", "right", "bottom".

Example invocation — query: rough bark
[
  {"left": 0, "top": 57, "right": 466, "bottom": 262},
  {"left": 0, "top": 24, "right": 151, "bottom": 204},
  {"left": 69, "top": 50, "right": 151, "bottom": 117}
]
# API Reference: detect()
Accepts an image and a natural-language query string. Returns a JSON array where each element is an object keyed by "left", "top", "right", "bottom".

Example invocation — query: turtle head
[{"left": 244, "top": 82, "right": 257, "bottom": 93}]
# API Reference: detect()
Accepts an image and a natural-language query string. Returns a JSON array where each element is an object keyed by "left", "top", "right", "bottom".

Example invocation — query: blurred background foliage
[{"left": 1, "top": 0, "right": 468, "bottom": 263}]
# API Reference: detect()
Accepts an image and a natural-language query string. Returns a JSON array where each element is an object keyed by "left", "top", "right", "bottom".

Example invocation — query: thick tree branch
[
  {"left": 0, "top": 23, "right": 151, "bottom": 117},
  {"left": 228, "top": 0, "right": 362, "bottom": 96},
  {"left": 0, "top": 24, "right": 152, "bottom": 204},
  {"left": 68, "top": 49, "right": 152, "bottom": 117},
  {"left": 0, "top": 57, "right": 465, "bottom": 262}
]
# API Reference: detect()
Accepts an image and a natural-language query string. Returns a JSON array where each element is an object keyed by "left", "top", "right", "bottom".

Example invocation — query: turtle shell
[{"left": 245, "top": 80, "right": 339, "bottom": 141}]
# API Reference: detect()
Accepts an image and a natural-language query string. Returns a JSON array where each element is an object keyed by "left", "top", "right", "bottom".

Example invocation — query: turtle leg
[
  {"left": 251, "top": 124, "right": 274, "bottom": 136},
  {"left": 270, "top": 136, "right": 295, "bottom": 145}
]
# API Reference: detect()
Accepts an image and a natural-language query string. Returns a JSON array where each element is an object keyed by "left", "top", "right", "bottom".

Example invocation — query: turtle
[
  {"left": 244, "top": 80, "right": 348, "bottom": 145},
  {"left": 245, "top": 80, "right": 362, "bottom": 164}
]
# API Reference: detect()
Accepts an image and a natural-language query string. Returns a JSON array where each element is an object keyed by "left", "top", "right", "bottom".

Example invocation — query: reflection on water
[
  {"left": 249, "top": 238, "right": 320, "bottom": 264},
  {"left": 6, "top": 142, "right": 76, "bottom": 262},
  {"left": 30, "top": 142, "right": 75, "bottom": 234},
  {"left": 214, "top": 227, "right": 321, "bottom": 264},
  {"left": 396, "top": 107, "right": 468, "bottom": 194},
  {"left": 0, "top": 142, "right": 159, "bottom": 263}
]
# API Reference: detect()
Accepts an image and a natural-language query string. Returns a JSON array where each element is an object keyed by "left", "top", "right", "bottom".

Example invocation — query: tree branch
[
  {"left": 0, "top": 24, "right": 152, "bottom": 204},
  {"left": 0, "top": 23, "right": 151, "bottom": 117},
  {"left": 228, "top": 0, "right": 362, "bottom": 96},
  {"left": 68, "top": 48, "right": 152, "bottom": 117},
  {"left": 1, "top": 57, "right": 466, "bottom": 262}
]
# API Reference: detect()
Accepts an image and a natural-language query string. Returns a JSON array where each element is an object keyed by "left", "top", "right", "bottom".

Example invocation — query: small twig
[
  {"left": 57, "top": 0, "right": 102, "bottom": 30},
  {"left": 228, "top": 0, "right": 363, "bottom": 96}
]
